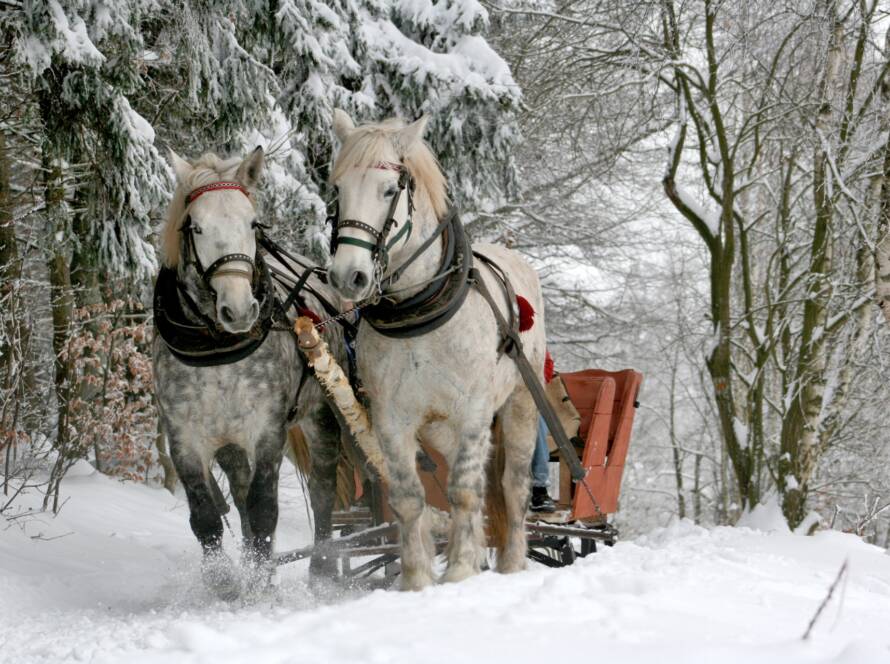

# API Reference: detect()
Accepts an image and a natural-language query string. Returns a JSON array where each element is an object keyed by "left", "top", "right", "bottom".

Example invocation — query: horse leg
[
  {"left": 496, "top": 388, "right": 537, "bottom": 573},
  {"left": 170, "top": 441, "right": 240, "bottom": 600},
  {"left": 381, "top": 426, "right": 434, "bottom": 591},
  {"left": 442, "top": 426, "right": 490, "bottom": 583},
  {"left": 241, "top": 427, "right": 286, "bottom": 593},
  {"left": 300, "top": 403, "right": 341, "bottom": 579},
  {"left": 215, "top": 444, "right": 253, "bottom": 542}
]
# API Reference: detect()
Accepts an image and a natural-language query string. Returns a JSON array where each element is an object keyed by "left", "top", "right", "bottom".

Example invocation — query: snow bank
[
  {"left": 2, "top": 469, "right": 889, "bottom": 663},
  {"left": 737, "top": 495, "right": 792, "bottom": 534}
]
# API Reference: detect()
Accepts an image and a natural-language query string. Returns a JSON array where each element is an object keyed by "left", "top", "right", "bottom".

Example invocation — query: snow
[
  {"left": 46, "top": 0, "right": 105, "bottom": 68},
  {"left": 732, "top": 416, "right": 749, "bottom": 449},
  {"left": 737, "top": 496, "right": 792, "bottom": 534},
  {"left": 3, "top": 467, "right": 890, "bottom": 663},
  {"left": 363, "top": 21, "right": 516, "bottom": 99}
]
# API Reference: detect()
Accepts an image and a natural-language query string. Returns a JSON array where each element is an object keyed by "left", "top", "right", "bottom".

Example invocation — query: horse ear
[
  {"left": 168, "top": 149, "right": 192, "bottom": 183},
  {"left": 236, "top": 146, "right": 265, "bottom": 191},
  {"left": 394, "top": 115, "right": 429, "bottom": 154},
  {"left": 333, "top": 109, "right": 356, "bottom": 141}
]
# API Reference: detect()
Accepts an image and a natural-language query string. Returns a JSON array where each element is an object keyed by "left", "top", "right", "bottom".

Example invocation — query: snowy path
[{"left": 2, "top": 464, "right": 890, "bottom": 664}]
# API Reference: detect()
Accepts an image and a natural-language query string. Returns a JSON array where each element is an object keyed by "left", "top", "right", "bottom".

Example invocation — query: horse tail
[
  {"left": 287, "top": 425, "right": 312, "bottom": 477},
  {"left": 485, "top": 418, "right": 509, "bottom": 553}
]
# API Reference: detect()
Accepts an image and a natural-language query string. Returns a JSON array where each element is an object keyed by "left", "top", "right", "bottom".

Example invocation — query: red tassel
[
  {"left": 516, "top": 295, "right": 535, "bottom": 332},
  {"left": 544, "top": 350, "right": 554, "bottom": 384},
  {"left": 297, "top": 306, "right": 323, "bottom": 331}
]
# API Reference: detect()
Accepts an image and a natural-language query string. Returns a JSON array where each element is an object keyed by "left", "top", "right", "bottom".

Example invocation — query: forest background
[{"left": 3, "top": 0, "right": 890, "bottom": 542}]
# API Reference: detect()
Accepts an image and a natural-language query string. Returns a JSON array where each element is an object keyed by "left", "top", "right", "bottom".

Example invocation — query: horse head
[
  {"left": 165, "top": 148, "right": 265, "bottom": 334},
  {"left": 327, "top": 109, "right": 447, "bottom": 302}
]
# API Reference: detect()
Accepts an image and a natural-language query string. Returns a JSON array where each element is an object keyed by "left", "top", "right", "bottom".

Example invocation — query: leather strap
[
  {"left": 186, "top": 181, "right": 250, "bottom": 204},
  {"left": 469, "top": 264, "right": 587, "bottom": 481}
]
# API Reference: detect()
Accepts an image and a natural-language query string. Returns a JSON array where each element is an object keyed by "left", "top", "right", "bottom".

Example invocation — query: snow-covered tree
[{"left": 12, "top": 0, "right": 169, "bottom": 284}]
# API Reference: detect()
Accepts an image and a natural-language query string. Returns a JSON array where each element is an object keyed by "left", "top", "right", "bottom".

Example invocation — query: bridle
[
  {"left": 180, "top": 181, "right": 258, "bottom": 290},
  {"left": 329, "top": 161, "right": 415, "bottom": 290}
]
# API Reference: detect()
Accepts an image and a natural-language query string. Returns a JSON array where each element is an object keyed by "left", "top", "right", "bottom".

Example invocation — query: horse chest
[
  {"left": 153, "top": 336, "right": 299, "bottom": 455},
  {"left": 355, "top": 306, "right": 514, "bottom": 415}
]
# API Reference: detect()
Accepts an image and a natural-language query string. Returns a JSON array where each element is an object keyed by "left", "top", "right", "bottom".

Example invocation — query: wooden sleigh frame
[{"left": 276, "top": 367, "right": 643, "bottom": 580}]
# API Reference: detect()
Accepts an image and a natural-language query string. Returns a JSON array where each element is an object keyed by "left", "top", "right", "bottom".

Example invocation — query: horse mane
[
  {"left": 330, "top": 118, "right": 449, "bottom": 220},
  {"left": 160, "top": 152, "right": 252, "bottom": 268}
]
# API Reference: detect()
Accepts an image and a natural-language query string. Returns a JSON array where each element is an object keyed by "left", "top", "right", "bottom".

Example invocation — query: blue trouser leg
[{"left": 531, "top": 415, "right": 550, "bottom": 488}]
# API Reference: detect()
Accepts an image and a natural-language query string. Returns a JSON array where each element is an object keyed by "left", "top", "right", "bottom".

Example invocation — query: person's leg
[
  {"left": 531, "top": 416, "right": 550, "bottom": 488},
  {"left": 530, "top": 415, "right": 556, "bottom": 512}
]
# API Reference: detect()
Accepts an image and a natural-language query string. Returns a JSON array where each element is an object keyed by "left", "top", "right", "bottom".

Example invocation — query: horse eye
[
  {"left": 192, "top": 225, "right": 203, "bottom": 234},
  {"left": 383, "top": 187, "right": 398, "bottom": 198}
]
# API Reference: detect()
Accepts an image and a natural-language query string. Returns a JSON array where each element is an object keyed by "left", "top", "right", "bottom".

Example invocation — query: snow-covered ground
[{"left": 2, "top": 463, "right": 890, "bottom": 664}]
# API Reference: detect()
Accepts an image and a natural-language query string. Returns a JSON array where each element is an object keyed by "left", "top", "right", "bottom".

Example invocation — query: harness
[
  {"left": 153, "top": 180, "right": 342, "bottom": 418},
  {"left": 361, "top": 209, "right": 472, "bottom": 338},
  {"left": 331, "top": 166, "right": 589, "bottom": 483},
  {"left": 153, "top": 254, "right": 280, "bottom": 367},
  {"left": 329, "top": 162, "right": 415, "bottom": 292}
]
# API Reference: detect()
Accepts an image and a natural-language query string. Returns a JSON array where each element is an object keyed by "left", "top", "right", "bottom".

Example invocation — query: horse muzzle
[
  {"left": 216, "top": 293, "right": 260, "bottom": 334},
  {"left": 328, "top": 263, "right": 372, "bottom": 301}
]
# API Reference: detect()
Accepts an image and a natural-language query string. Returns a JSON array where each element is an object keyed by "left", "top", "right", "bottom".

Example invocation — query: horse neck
[{"left": 383, "top": 201, "right": 443, "bottom": 302}]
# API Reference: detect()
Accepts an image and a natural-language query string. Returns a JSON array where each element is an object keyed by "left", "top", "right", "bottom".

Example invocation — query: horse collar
[
  {"left": 153, "top": 254, "right": 281, "bottom": 367},
  {"left": 361, "top": 209, "right": 473, "bottom": 338}
]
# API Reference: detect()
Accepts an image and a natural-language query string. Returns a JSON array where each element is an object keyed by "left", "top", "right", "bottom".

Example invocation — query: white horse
[{"left": 327, "top": 110, "right": 546, "bottom": 589}]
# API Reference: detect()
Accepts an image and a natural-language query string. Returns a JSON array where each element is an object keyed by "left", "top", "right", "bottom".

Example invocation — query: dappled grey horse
[{"left": 152, "top": 148, "right": 344, "bottom": 599}]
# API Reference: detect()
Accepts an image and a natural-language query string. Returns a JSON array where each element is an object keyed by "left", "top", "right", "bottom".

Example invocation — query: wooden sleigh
[{"left": 277, "top": 367, "right": 643, "bottom": 580}]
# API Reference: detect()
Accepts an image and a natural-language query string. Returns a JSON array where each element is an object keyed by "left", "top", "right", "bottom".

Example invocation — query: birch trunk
[
  {"left": 293, "top": 317, "right": 388, "bottom": 483},
  {"left": 778, "top": 11, "right": 843, "bottom": 527},
  {"left": 874, "top": 27, "right": 890, "bottom": 323}
]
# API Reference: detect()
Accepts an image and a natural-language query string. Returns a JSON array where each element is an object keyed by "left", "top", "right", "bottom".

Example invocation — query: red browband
[
  {"left": 186, "top": 181, "right": 250, "bottom": 204},
  {"left": 373, "top": 161, "right": 403, "bottom": 172}
]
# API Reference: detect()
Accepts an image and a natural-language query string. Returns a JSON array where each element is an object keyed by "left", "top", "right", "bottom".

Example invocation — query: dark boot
[{"left": 530, "top": 486, "right": 556, "bottom": 513}]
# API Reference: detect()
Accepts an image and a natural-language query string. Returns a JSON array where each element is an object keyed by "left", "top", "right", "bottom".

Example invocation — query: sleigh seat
[{"left": 549, "top": 369, "right": 643, "bottom": 521}]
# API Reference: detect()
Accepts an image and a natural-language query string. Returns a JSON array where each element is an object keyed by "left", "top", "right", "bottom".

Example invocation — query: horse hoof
[
  {"left": 400, "top": 571, "right": 434, "bottom": 591},
  {"left": 202, "top": 552, "right": 241, "bottom": 601},
  {"left": 309, "top": 554, "right": 339, "bottom": 580},
  {"left": 441, "top": 564, "right": 478, "bottom": 584},
  {"left": 496, "top": 559, "right": 527, "bottom": 574},
  {"left": 240, "top": 555, "right": 275, "bottom": 599}
]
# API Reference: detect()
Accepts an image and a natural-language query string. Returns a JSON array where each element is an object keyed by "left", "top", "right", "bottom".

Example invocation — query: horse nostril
[
  {"left": 250, "top": 301, "right": 259, "bottom": 320},
  {"left": 220, "top": 305, "right": 235, "bottom": 324},
  {"left": 350, "top": 270, "right": 368, "bottom": 289}
]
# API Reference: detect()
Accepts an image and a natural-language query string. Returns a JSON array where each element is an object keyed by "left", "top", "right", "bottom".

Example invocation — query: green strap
[
  {"left": 339, "top": 219, "right": 412, "bottom": 255},
  {"left": 386, "top": 218, "right": 413, "bottom": 250},
  {"left": 338, "top": 236, "right": 377, "bottom": 252}
]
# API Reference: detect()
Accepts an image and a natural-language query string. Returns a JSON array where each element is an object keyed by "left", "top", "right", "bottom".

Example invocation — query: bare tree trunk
[
  {"left": 662, "top": 1, "right": 753, "bottom": 511},
  {"left": 668, "top": 358, "right": 686, "bottom": 518},
  {"left": 779, "top": 9, "right": 846, "bottom": 527},
  {"left": 875, "top": 27, "right": 890, "bottom": 322},
  {"left": 42, "top": 142, "right": 75, "bottom": 512},
  {"left": 0, "top": 131, "right": 32, "bottom": 435}
]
